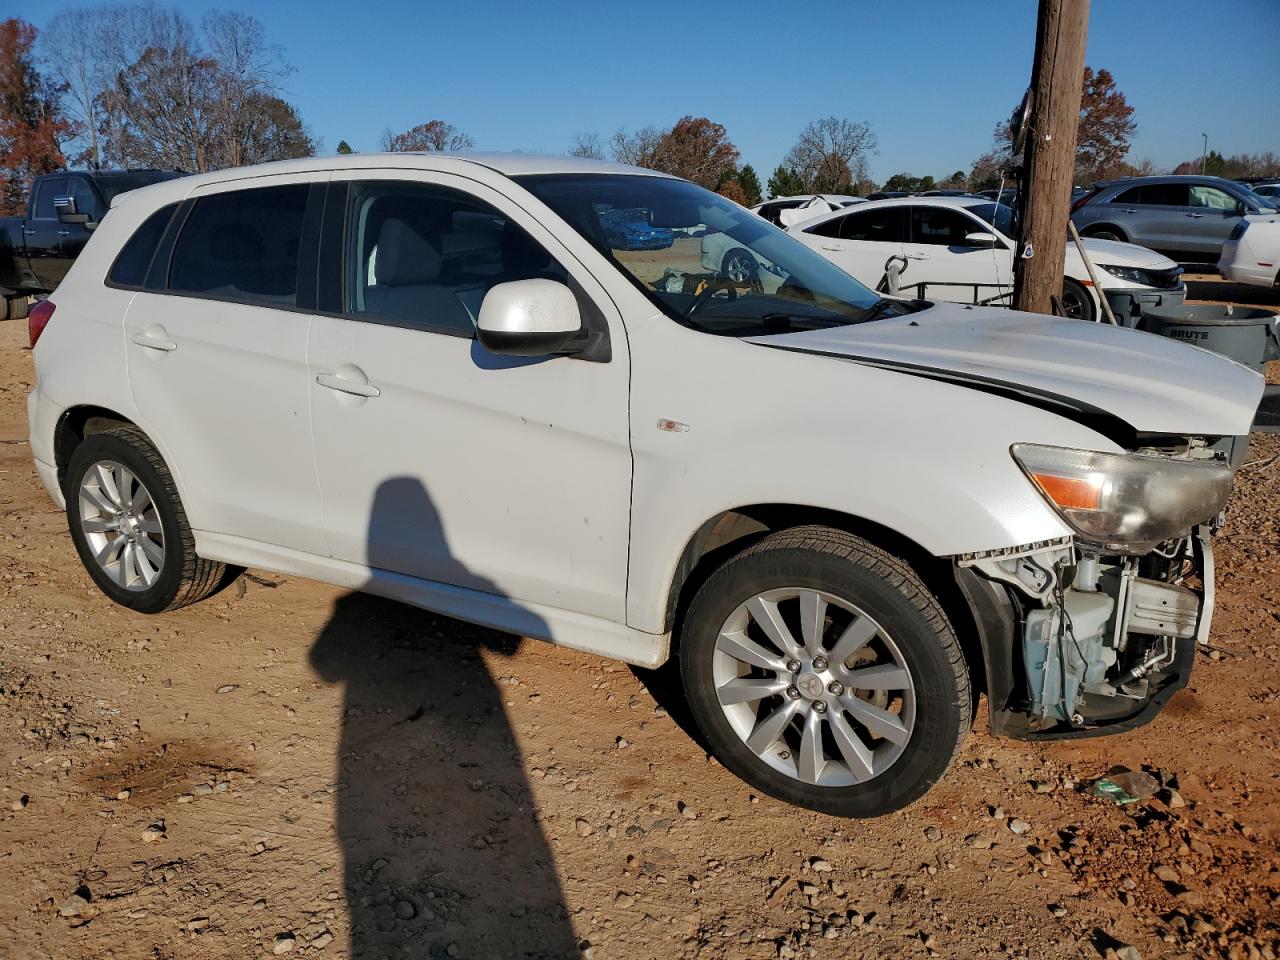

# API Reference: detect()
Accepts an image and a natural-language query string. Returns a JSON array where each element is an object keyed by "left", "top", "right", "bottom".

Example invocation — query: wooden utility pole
[{"left": 1012, "top": 0, "right": 1090, "bottom": 315}]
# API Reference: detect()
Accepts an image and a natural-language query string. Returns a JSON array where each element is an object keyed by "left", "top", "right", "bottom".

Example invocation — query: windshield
[
  {"left": 517, "top": 173, "right": 896, "bottom": 336},
  {"left": 966, "top": 201, "right": 1018, "bottom": 237}
]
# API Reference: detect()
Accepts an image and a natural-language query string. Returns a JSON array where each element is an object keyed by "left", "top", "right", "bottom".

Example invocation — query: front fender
[{"left": 624, "top": 322, "right": 1120, "bottom": 634}]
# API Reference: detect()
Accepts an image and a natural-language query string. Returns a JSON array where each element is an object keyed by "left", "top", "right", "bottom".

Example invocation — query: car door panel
[
  {"left": 902, "top": 206, "right": 1011, "bottom": 304},
  {"left": 124, "top": 175, "right": 327, "bottom": 555},
  {"left": 26, "top": 176, "right": 67, "bottom": 291},
  {"left": 308, "top": 172, "right": 632, "bottom": 622},
  {"left": 797, "top": 208, "right": 906, "bottom": 289}
]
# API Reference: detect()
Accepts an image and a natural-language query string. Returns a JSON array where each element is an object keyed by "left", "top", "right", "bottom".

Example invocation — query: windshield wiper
[{"left": 861, "top": 298, "right": 926, "bottom": 322}]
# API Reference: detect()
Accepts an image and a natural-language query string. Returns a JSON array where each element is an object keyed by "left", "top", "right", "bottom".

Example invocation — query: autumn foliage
[{"left": 0, "top": 19, "right": 71, "bottom": 215}]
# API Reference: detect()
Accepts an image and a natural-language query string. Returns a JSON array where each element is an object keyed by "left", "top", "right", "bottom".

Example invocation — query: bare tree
[
  {"left": 609, "top": 125, "right": 663, "bottom": 168},
  {"left": 784, "top": 117, "right": 878, "bottom": 193},
  {"left": 568, "top": 131, "right": 604, "bottom": 160},
  {"left": 381, "top": 120, "right": 475, "bottom": 152},
  {"left": 202, "top": 9, "right": 292, "bottom": 168}
]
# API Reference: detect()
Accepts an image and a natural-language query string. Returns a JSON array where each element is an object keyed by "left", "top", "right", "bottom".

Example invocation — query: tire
[
  {"left": 2, "top": 295, "right": 30, "bottom": 322},
  {"left": 679, "top": 525, "right": 970, "bottom": 816},
  {"left": 1060, "top": 277, "right": 1097, "bottom": 322},
  {"left": 721, "top": 249, "right": 759, "bottom": 285},
  {"left": 64, "top": 427, "right": 237, "bottom": 614},
  {"left": 1085, "top": 227, "right": 1125, "bottom": 243}
]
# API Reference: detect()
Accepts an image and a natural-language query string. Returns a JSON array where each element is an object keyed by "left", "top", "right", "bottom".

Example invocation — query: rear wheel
[
  {"left": 679, "top": 526, "right": 970, "bottom": 816},
  {"left": 65, "top": 427, "right": 237, "bottom": 613},
  {"left": 1060, "top": 277, "right": 1097, "bottom": 321},
  {"left": 1084, "top": 227, "right": 1125, "bottom": 243}
]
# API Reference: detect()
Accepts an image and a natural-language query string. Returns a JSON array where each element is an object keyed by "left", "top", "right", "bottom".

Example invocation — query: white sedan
[
  {"left": 1218, "top": 213, "right": 1280, "bottom": 289},
  {"left": 788, "top": 196, "right": 1186, "bottom": 322}
]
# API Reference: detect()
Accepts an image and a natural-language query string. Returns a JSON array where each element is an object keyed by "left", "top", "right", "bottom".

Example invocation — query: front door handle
[
  {"left": 905, "top": 251, "right": 931, "bottom": 260},
  {"left": 316, "top": 372, "right": 380, "bottom": 398},
  {"left": 57, "top": 229, "right": 71, "bottom": 237},
  {"left": 23, "top": 227, "right": 36, "bottom": 236},
  {"left": 820, "top": 243, "right": 843, "bottom": 251},
  {"left": 1185, "top": 213, "right": 1205, "bottom": 218},
  {"left": 130, "top": 331, "right": 177, "bottom": 352},
  {"left": 1120, "top": 208, "right": 1136, "bottom": 214}
]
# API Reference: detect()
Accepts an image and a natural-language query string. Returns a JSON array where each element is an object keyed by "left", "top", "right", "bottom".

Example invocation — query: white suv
[{"left": 26, "top": 154, "right": 1263, "bottom": 816}]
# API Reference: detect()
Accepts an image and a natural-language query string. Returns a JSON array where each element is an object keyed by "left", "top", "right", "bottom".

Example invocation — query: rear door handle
[
  {"left": 57, "top": 229, "right": 71, "bottom": 237},
  {"left": 1185, "top": 213, "right": 1205, "bottom": 218},
  {"left": 22, "top": 228, "right": 36, "bottom": 236},
  {"left": 905, "top": 251, "right": 930, "bottom": 260},
  {"left": 130, "top": 331, "right": 177, "bottom": 352},
  {"left": 316, "top": 372, "right": 380, "bottom": 398},
  {"left": 820, "top": 243, "right": 843, "bottom": 251},
  {"left": 1120, "top": 208, "right": 1136, "bottom": 214}
]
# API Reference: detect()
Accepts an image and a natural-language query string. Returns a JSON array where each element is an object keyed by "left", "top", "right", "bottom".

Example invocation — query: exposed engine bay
[{"left": 954, "top": 437, "right": 1235, "bottom": 740}]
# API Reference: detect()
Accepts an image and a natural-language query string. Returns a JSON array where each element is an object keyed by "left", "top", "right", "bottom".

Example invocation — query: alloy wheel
[
  {"left": 78, "top": 459, "right": 165, "bottom": 591},
  {"left": 712, "top": 587, "right": 916, "bottom": 787}
]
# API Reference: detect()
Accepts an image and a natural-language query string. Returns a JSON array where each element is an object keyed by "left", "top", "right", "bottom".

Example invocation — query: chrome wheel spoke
[
  {"left": 81, "top": 517, "right": 116, "bottom": 533},
  {"left": 829, "top": 616, "right": 877, "bottom": 668},
  {"left": 797, "top": 709, "right": 824, "bottom": 784},
  {"left": 799, "top": 590, "right": 827, "bottom": 656},
  {"left": 841, "top": 693, "right": 911, "bottom": 745},
  {"left": 81, "top": 487, "right": 116, "bottom": 516},
  {"left": 716, "top": 630, "right": 787, "bottom": 673},
  {"left": 138, "top": 535, "right": 164, "bottom": 568},
  {"left": 717, "top": 676, "right": 789, "bottom": 706},
  {"left": 95, "top": 535, "right": 125, "bottom": 568},
  {"left": 828, "top": 711, "right": 876, "bottom": 781},
  {"left": 92, "top": 463, "right": 123, "bottom": 509},
  {"left": 745, "top": 699, "right": 800, "bottom": 755},
  {"left": 746, "top": 596, "right": 803, "bottom": 660},
  {"left": 138, "top": 517, "right": 163, "bottom": 535},
  {"left": 117, "top": 541, "right": 137, "bottom": 586},
  {"left": 133, "top": 541, "right": 160, "bottom": 585},
  {"left": 843, "top": 663, "right": 911, "bottom": 691}
]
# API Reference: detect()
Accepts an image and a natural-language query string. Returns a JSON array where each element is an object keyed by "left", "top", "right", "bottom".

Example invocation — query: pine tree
[{"left": 336, "top": 139, "right": 354, "bottom": 154}]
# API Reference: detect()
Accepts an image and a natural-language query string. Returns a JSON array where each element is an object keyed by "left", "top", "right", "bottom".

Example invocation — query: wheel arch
[
  {"left": 1080, "top": 222, "right": 1129, "bottom": 242},
  {"left": 661, "top": 504, "right": 987, "bottom": 698},
  {"left": 54, "top": 405, "right": 142, "bottom": 492}
]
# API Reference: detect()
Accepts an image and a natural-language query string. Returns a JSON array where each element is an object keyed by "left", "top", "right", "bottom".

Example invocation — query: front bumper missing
[{"left": 954, "top": 527, "right": 1213, "bottom": 741}]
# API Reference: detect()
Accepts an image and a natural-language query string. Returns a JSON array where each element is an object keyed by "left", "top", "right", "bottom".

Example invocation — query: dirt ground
[{"left": 0, "top": 276, "right": 1277, "bottom": 960}]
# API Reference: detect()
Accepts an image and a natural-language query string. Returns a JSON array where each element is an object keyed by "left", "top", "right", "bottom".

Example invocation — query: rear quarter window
[{"left": 108, "top": 204, "right": 178, "bottom": 288}]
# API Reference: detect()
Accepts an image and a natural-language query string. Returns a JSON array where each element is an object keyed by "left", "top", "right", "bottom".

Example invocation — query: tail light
[
  {"left": 1070, "top": 189, "right": 1099, "bottom": 214},
  {"left": 28, "top": 298, "right": 54, "bottom": 348}
]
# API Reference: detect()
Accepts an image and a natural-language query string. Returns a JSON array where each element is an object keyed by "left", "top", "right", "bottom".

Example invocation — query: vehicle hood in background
[
  {"left": 1068, "top": 236, "right": 1177, "bottom": 271},
  {"left": 748, "top": 303, "right": 1263, "bottom": 438}
]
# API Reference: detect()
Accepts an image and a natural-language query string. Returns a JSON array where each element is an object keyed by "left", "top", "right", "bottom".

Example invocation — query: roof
[
  {"left": 1093, "top": 174, "right": 1246, "bottom": 188},
  {"left": 208, "top": 152, "right": 661, "bottom": 184}
]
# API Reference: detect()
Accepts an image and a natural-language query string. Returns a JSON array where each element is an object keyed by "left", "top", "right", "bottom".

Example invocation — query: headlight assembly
[{"left": 1011, "top": 443, "right": 1234, "bottom": 553}]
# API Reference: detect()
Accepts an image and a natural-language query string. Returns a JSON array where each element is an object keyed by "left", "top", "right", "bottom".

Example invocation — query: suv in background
[{"left": 1071, "top": 174, "right": 1276, "bottom": 263}]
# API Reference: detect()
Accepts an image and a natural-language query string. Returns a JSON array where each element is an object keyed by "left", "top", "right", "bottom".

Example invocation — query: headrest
[
  {"left": 376, "top": 218, "right": 443, "bottom": 286},
  {"left": 501, "top": 222, "right": 553, "bottom": 279}
]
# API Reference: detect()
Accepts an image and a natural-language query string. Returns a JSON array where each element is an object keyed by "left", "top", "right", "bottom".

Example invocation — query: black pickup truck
[{"left": 0, "top": 169, "right": 183, "bottom": 320}]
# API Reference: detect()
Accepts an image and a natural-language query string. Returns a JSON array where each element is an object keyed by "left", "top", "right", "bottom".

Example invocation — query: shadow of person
[{"left": 309, "top": 477, "right": 579, "bottom": 959}]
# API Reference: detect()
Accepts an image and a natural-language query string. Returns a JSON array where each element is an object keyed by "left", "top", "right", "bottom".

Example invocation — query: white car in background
[
  {"left": 753, "top": 194, "right": 865, "bottom": 227},
  {"left": 790, "top": 196, "right": 1186, "bottom": 322},
  {"left": 1218, "top": 213, "right": 1280, "bottom": 289}
]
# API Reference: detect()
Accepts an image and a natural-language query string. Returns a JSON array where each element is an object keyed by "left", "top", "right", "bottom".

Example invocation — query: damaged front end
[{"left": 954, "top": 436, "right": 1239, "bottom": 740}]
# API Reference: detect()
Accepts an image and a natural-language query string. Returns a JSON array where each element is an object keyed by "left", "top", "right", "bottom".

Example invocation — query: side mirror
[
  {"left": 54, "top": 196, "right": 90, "bottom": 225},
  {"left": 476, "top": 279, "right": 583, "bottom": 357},
  {"left": 963, "top": 231, "right": 999, "bottom": 248}
]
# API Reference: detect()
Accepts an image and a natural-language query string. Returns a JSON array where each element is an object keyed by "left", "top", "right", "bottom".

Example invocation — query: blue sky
[{"left": 19, "top": 0, "right": 1280, "bottom": 180}]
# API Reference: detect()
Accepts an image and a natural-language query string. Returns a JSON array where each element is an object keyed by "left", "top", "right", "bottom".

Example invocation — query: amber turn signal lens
[{"left": 1028, "top": 472, "right": 1102, "bottom": 510}]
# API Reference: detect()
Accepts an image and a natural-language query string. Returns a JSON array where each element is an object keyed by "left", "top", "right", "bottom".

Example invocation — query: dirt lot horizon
[{"left": 0, "top": 276, "right": 1277, "bottom": 960}]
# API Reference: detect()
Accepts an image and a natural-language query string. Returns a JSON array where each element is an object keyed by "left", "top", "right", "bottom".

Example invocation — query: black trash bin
[{"left": 1139, "top": 304, "right": 1280, "bottom": 374}]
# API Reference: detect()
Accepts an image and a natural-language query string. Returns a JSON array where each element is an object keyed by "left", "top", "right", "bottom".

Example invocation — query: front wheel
[
  {"left": 1060, "top": 277, "right": 1097, "bottom": 321},
  {"left": 65, "top": 427, "right": 238, "bottom": 613},
  {"left": 679, "top": 526, "right": 970, "bottom": 816}
]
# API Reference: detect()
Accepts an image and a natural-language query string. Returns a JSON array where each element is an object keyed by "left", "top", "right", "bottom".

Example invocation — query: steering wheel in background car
[{"left": 688, "top": 279, "right": 740, "bottom": 315}]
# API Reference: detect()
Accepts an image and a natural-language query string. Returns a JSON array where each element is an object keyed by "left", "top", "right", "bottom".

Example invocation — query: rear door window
[
  {"left": 168, "top": 184, "right": 309, "bottom": 306},
  {"left": 839, "top": 207, "right": 909, "bottom": 242}
]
